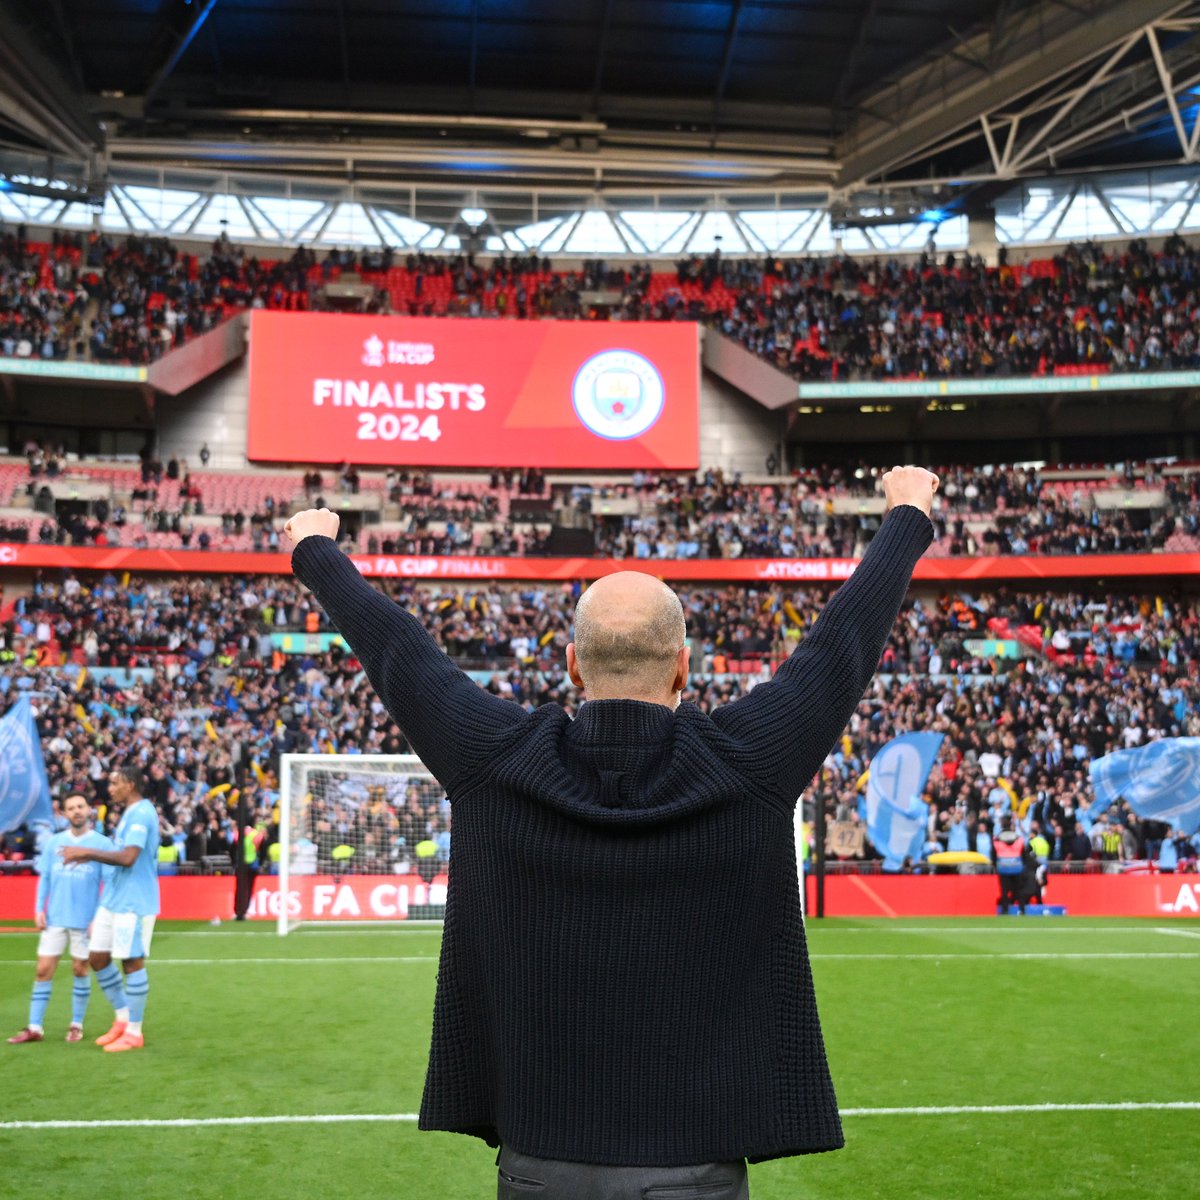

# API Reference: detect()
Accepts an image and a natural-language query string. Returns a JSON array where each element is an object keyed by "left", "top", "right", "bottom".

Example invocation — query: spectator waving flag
[
  {"left": 0, "top": 697, "right": 52, "bottom": 834},
  {"left": 1088, "top": 738, "right": 1200, "bottom": 836},
  {"left": 859, "top": 732, "right": 944, "bottom": 871}
]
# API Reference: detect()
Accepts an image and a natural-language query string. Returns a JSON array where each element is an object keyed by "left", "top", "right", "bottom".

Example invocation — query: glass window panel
[
  {"left": 55, "top": 201, "right": 95, "bottom": 228},
  {"left": 98, "top": 193, "right": 132, "bottom": 231},
  {"left": 686, "top": 211, "right": 748, "bottom": 253},
  {"left": 0, "top": 193, "right": 27, "bottom": 222},
  {"left": 785, "top": 212, "right": 833, "bottom": 252},
  {"left": 659, "top": 213, "right": 703, "bottom": 254},
  {"left": 250, "top": 197, "right": 326, "bottom": 239},
  {"left": 539, "top": 215, "right": 580, "bottom": 254},
  {"left": 121, "top": 185, "right": 201, "bottom": 227},
  {"left": 510, "top": 216, "right": 564, "bottom": 250},
  {"left": 371, "top": 210, "right": 434, "bottom": 246},
  {"left": 564, "top": 210, "right": 627, "bottom": 253},
  {"left": 619, "top": 211, "right": 692, "bottom": 253},
  {"left": 189, "top": 194, "right": 259, "bottom": 240},
  {"left": 738, "top": 210, "right": 815, "bottom": 252},
  {"left": 1053, "top": 192, "right": 1118, "bottom": 240},
  {"left": 841, "top": 227, "right": 877, "bottom": 253},
  {"left": 313, "top": 202, "right": 380, "bottom": 246}
]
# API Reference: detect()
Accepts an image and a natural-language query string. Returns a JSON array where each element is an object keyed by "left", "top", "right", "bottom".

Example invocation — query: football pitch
[{"left": 0, "top": 917, "right": 1196, "bottom": 1199}]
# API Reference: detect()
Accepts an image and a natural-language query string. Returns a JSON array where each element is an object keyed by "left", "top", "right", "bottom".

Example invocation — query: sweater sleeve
[
  {"left": 291, "top": 536, "right": 529, "bottom": 788},
  {"left": 710, "top": 503, "right": 933, "bottom": 803}
]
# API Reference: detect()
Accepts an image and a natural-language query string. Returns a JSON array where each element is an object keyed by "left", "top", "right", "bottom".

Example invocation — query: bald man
[{"left": 286, "top": 466, "right": 936, "bottom": 1200}]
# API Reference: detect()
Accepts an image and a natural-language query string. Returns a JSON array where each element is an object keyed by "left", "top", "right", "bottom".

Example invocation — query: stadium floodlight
[
  {"left": 276, "top": 754, "right": 447, "bottom": 935},
  {"left": 460, "top": 207, "right": 488, "bottom": 228}
]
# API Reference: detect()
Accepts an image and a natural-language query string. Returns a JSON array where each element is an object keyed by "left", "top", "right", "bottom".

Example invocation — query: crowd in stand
[
  {"left": 583, "top": 463, "right": 1192, "bottom": 559},
  {"left": 9, "top": 221, "right": 1200, "bottom": 384},
  {"left": 1, "top": 568, "right": 1198, "bottom": 874},
  {"left": 10, "top": 448, "right": 1200, "bottom": 559}
]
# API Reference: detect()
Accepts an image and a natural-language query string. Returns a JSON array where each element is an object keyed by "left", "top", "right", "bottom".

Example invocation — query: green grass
[{"left": 0, "top": 917, "right": 1197, "bottom": 1198}]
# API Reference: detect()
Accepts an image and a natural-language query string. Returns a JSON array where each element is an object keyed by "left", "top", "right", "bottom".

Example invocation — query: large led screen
[{"left": 247, "top": 312, "right": 699, "bottom": 468}]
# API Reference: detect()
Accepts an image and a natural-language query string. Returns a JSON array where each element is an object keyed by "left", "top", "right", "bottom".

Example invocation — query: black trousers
[
  {"left": 998, "top": 873, "right": 1024, "bottom": 912},
  {"left": 497, "top": 1146, "right": 750, "bottom": 1200}
]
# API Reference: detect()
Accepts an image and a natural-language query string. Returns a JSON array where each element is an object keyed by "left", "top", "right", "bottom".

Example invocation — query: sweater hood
[{"left": 498, "top": 699, "right": 756, "bottom": 828}]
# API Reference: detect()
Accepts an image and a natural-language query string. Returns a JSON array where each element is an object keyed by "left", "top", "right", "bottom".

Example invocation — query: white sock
[
  {"left": 115, "top": 1007, "right": 130, "bottom": 1023},
  {"left": 126, "top": 1021, "right": 142, "bottom": 1037},
  {"left": 29, "top": 1024, "right": 43, "bottom": 1035}
]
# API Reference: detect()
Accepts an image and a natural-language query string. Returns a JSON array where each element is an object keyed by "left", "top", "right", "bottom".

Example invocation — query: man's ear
[
  {"left": 672, "top": 645, "right": 689, "bottom": 695},
  {"left": 566, "top": 643, "right": 586, "bottom": 690}
]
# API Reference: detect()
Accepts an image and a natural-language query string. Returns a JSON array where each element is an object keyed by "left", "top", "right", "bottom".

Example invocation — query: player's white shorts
[
  {"left": 37, "top": 926, "right": 89, "bottom": 960},
  {"left": 90, "top": 908, "right": 156, "bottom": 960}
]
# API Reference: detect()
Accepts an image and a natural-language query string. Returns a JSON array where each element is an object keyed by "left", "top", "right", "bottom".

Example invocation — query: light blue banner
[
  {"left": 860, "top": 732, "right": 944, "bottom": 871},
  {"left": 0, "top": 697, "right": 52, "bottom": 833},
  {"left": 0, "top": 358, "right": 147, "bottom": 383},
  {"left": 1088, "top": 738, "right": 1200, "bottom": 836},
  {"left": 797, "top": 370, "right": 1200, "bottom": 401}
]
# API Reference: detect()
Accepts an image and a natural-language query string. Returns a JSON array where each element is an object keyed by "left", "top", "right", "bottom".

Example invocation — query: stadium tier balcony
[{"left": 2, "top": 457, "right": 1198, "bottom": 559}]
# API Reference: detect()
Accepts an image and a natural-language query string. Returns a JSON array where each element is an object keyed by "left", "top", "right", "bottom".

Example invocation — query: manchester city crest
[{"left": 572, "top": 350, "right": 665, "bottom": 440}]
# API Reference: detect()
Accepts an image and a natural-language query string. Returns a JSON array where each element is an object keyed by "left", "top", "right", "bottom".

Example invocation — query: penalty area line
[{"left": 4, "top": 1102, "right": 1199, "bottom": 1131}]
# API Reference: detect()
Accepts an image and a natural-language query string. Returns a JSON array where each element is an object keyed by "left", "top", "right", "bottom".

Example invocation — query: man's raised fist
[
  {"left": 881, "top": 467, "right": 939, "bottom": 517},
  {"left": 284, "top": 508, "right": 340, "bottom": 547}
]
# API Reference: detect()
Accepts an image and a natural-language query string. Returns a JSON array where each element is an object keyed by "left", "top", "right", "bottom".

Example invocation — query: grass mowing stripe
[{"left": 3, "top": 1102, "right": 1198, "bottom": 1131}]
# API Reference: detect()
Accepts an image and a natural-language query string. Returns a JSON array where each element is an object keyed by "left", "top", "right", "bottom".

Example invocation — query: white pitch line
[
  {"left": 2, "top": 1101, "right": 1198, "bottom": 1131},
  {"left": 1155, "top": 926, "right": 1200, "bottom": 941}
]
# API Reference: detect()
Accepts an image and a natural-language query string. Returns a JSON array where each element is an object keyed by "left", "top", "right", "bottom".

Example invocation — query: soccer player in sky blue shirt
[
  {"left": 8, "top": 794, "right": 111, "bottom": 1045},
  {"left": 61, "top": 766, "right": 161, "bottom": 1053}
]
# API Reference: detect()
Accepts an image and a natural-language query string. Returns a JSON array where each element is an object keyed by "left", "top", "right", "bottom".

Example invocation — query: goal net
[{"left": 275, "top": 753, "right": 448, "bottom": 935}]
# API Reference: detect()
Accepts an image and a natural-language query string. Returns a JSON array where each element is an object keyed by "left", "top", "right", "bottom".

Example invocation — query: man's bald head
[{"left": 569, "top": 572, "right": 687, "bottom": 704}]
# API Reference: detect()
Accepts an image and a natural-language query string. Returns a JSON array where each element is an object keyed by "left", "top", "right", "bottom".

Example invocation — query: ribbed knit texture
[{"left": 292, "top": 503, "right": 933, "bottom": 1167}]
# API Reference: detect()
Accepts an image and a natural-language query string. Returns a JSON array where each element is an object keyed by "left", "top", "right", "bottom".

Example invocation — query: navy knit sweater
[{"left": 291, "top": 504, "right": 932, "bottom": 1167}]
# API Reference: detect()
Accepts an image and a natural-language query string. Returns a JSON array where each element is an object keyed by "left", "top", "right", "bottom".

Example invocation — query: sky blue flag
[
  {"left": 1089, "top": 738, "right": 1200, "bottom": 836},
  {"left": 0, "top": 697, "right": 52, "bottom": 834},
  {"left": 860, "top": 732, "right": 945, "bottom": 871}
]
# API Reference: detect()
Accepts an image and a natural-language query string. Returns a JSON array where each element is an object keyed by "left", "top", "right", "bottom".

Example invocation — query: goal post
[{"left": 276, "top": 753, "right": 449, "bottom": 935}]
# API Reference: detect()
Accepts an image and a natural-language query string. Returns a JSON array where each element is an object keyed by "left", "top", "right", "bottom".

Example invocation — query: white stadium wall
[
  {"left": 698, "top": 369, "right": 784, "bottom": 476},
  {"left": 156, "top": 358, "right": 251, "bottom": 470}
]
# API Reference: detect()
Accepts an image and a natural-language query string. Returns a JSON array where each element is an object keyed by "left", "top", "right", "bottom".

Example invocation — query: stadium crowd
[
  {"left": 7, "top": 224, "right": 1200, "bottom": 385},
  {"left": 7, "top": 449, "right": 1198, "bottom": 560},
  {"left": 1, "top": 570, "right": 1198, "bottom": 875}
]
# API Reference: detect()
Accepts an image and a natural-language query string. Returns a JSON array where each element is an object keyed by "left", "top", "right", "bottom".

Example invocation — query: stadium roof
[{"left": 3, "top": 0, "right": 1200, "bottom": 216}]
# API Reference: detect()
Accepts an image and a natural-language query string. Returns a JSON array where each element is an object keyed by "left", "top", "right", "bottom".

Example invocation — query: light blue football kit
[
  {"left": 22, "top": 827, "right": 112, "bottom": 1033},
  {"left": 36, "top": 828, "right": 112, "bottom": 931},
  {"left": 92, "top": 798, "right": 161, "bottom": 1034},
  {"left": 102, "top": 799, "right": 162, "bottom": 918}
]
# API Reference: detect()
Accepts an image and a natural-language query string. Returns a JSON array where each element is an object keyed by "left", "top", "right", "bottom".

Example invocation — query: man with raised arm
[{"left": 286, "top": 466, "right": 937, "bottom": 1200}]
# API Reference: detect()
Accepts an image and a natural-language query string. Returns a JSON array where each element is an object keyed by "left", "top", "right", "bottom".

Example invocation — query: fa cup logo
[{"left": 362, "top": 335, "right": 385, "bottom": 367}]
